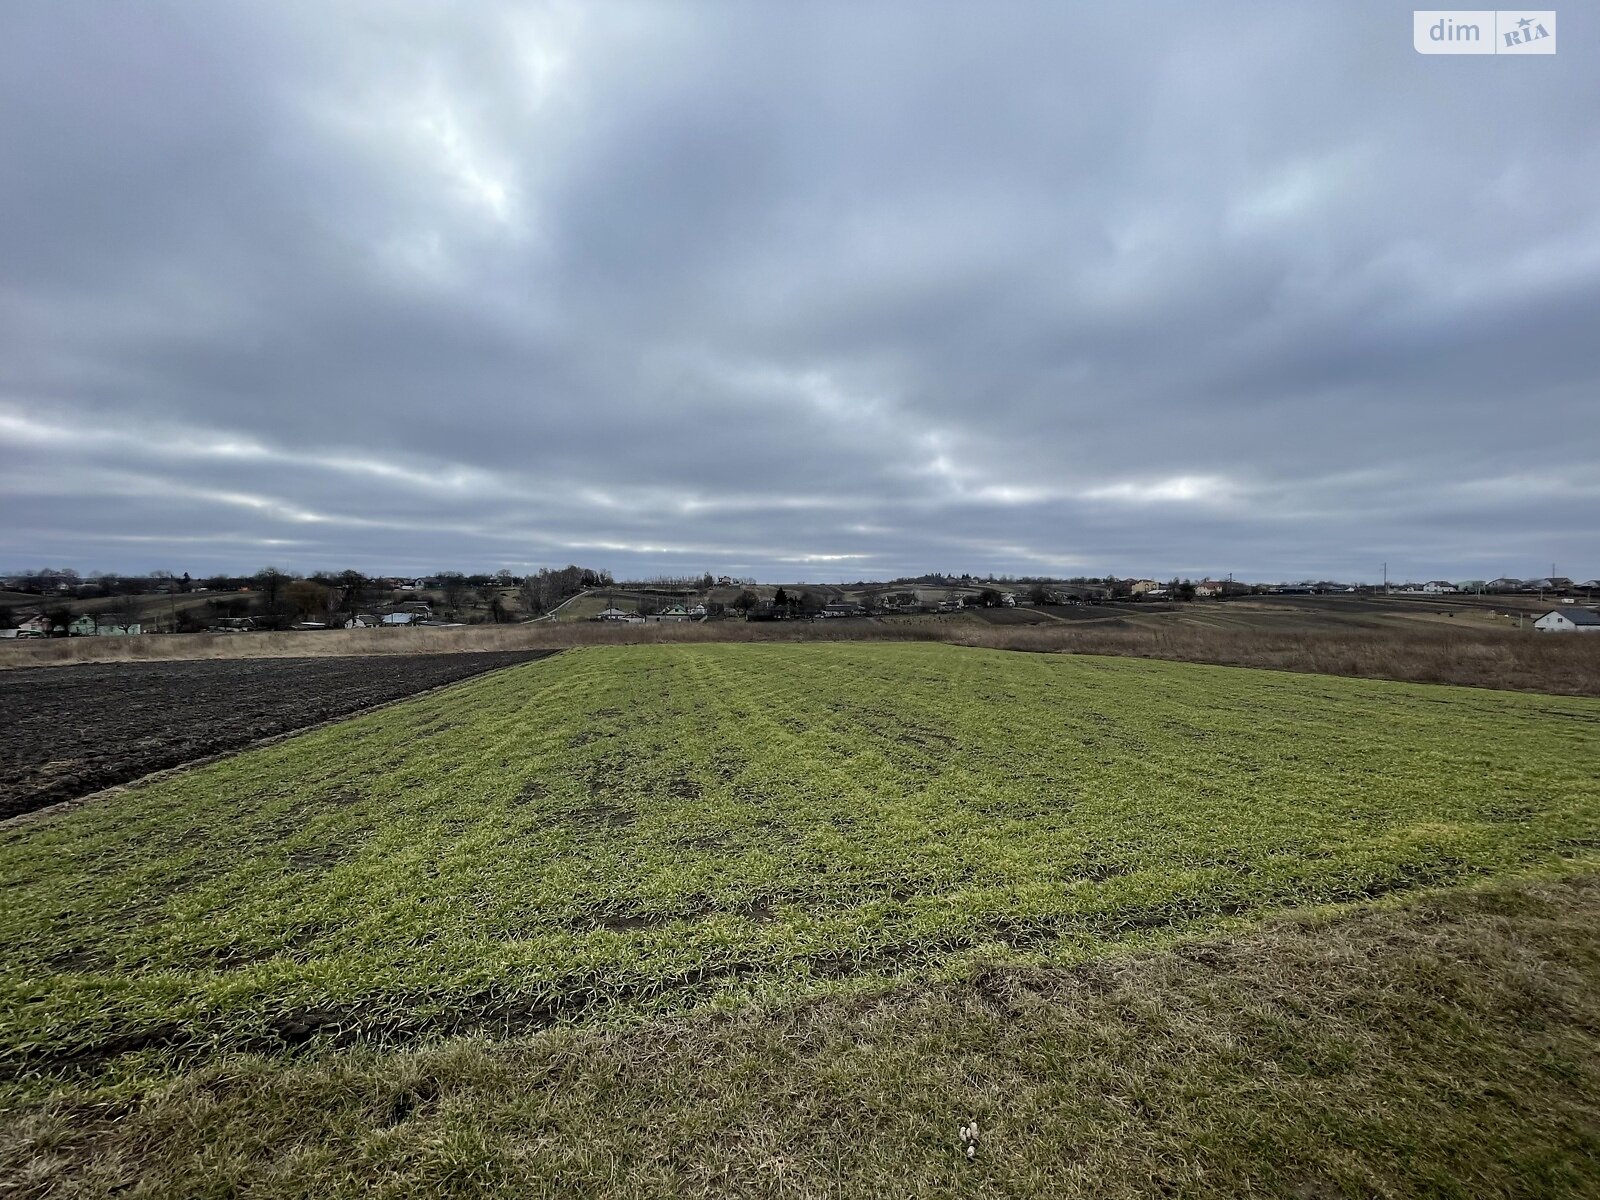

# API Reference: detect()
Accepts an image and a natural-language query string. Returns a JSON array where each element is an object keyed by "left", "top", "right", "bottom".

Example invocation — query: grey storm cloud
[{"left": 2, "top": 1, "right": 1596, "bottom": 582}]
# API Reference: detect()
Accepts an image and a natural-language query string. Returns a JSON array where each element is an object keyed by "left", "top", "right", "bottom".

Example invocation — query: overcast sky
[{"left": 2, "top": 3, "right": 1595, "bottom": 583}]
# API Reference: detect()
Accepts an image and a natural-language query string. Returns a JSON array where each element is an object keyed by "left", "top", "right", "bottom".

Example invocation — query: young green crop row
[{"left": 2, "top": 643, "right": 1597, "bottom": 1090}]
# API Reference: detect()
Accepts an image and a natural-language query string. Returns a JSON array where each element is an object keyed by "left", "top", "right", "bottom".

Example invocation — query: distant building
[
  {"left": 67, "top": 615, "right": 142, "bottom": 636},
  {"left": 1130, "top": 580, "right": 1161, "bottom": 596},
  {"left": 595, "top": 607, "right": 631, "bottom": 621},
  {"left": 821, "top": 602, "right": 866, "bottom": 618},
  {"left": 1422, "top": 581, "right": 1457, "bottom": 594},
  {"left": 381, "top": 612, "right": 419, "bottom": 626},
  {"left": 1533, "top": 608, "right": 1600, "bottom": 633}
]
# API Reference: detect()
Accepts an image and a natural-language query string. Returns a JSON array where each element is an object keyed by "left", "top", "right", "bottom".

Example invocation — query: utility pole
[{"left": 1382, "top": 562, "right": 1387, "bottom": 594}]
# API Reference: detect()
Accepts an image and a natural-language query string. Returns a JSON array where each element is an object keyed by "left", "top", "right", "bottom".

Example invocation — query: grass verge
[{"left": 5, "top": 870, "right": 1598, "bottom": 1198}]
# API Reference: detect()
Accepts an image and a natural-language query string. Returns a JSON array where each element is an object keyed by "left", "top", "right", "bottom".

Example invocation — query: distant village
[{"left": 2, "top": 566, "right": 1598, "bottom": 639}]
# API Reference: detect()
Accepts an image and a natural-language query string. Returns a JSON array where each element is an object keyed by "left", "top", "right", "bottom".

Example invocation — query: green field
[{"left": 4, "top": 643, "right": 1598, "bottom": 1097}]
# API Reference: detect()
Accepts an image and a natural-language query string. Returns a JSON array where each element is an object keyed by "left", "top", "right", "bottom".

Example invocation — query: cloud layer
[{"left": 4, "top": 2, "right": 1596, "bottom": 581}]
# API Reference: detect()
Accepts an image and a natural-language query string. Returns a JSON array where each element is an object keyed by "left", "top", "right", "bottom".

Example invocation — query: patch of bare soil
[{"left": 0, "top": 652, "right": 557, "bottom": 819}]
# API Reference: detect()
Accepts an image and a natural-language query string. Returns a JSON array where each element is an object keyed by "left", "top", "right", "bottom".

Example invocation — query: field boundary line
[
  {"left": 1, "top": 650, "right": 567, "bottom": 832},
  {"left": 525, "top": 588, "right": 595, "bottom": 622}
]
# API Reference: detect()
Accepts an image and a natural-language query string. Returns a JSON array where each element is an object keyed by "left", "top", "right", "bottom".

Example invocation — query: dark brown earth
[{"left": 0, "top": 651, "right": 557, "bottom": 819}]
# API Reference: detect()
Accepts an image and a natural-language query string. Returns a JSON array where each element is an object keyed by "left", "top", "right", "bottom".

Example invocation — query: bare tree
[
  {"left": 438, "top": 572, "right": 469, "bottom": 612},
  {"left": 286, "top": 579, "right": 332, "bottom": 621},
  {"left": 518, "top": 574, "right": 543, "bottom": 616},
  {"left": 337, "top": 569, "right": 367, "bottom": 614},
  {"left": 255, "top": 566, "right": 289, "bottom": 612}
]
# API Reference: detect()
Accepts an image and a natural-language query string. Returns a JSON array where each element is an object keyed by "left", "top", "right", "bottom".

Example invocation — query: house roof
[{"left": 1543, "top": 608, "right": 1600, "bottom": 625}]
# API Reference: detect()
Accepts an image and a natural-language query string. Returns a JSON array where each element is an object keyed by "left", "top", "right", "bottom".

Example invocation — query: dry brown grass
[
  {"left": 0, "top": 618, "right": 948, "bottom": 669},
  {"left": 6, "top": 615, "right": 1600, "bottom": 696},
  {"left": 945, "top": 622, "right": 1600, "bottom": 697}
]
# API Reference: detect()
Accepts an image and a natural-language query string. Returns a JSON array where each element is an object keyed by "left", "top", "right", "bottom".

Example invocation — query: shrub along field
[{"left": 2, "top": 643, "right": 1598, "bottom": 1194}]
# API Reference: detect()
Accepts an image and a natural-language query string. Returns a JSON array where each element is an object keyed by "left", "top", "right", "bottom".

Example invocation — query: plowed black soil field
[{"left": 0, "top": 651, "right": 557, "bottom": 819}]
